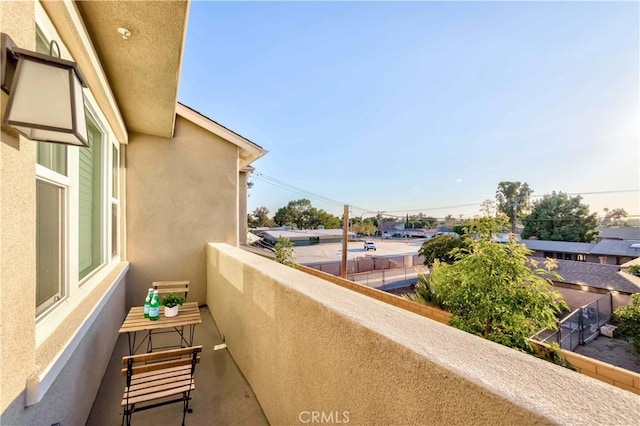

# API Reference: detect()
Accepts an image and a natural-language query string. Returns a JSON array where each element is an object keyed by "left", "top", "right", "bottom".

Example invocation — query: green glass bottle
[
  {"left": 143, "top": 288, "right": 153, "bottom": 318},
  {"left": 149, "top": 290, "right": 160, "bottom": 321}
]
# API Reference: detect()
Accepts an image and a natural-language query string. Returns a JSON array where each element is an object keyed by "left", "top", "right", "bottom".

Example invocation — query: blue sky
[{"left": 179, "top": 1, "right": 639, "bottom": 220}]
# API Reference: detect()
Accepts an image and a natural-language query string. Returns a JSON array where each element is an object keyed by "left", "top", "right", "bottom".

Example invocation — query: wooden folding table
[{"left": 119, "top": 302, "right": 202, "bottom": 355}]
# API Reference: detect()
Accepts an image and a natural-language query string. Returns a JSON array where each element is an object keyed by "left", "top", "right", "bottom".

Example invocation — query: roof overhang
[
  {"left": 176, "top": 103, "right": 267, "bottom": 167},
  {"left": 73, "top": 0, "right": 190, "bottom": 139}
]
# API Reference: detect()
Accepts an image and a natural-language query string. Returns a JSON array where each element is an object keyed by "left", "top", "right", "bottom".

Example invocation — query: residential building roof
[
  {"left": 379, "top": 222, "right": 405, "bottom": 232},
  {"left": 534, "top": 257, "right": 640, "bottom": 294},
  {"left": 597, "top": 227, "right": 640, "bottom": 240},
  {"left": 260, "top": 229, "right": 355, "bottom": 240},
  {"left": 591, "top": 239, "right": 640, "bottom": 257},
  {"left": 522, "top": 240, "right": 594, "bottom": 253},
  {"left": 522, "top": 239, "right": 640, "bottom": 258},
  {"left": 176, "top": 103, "right": 266, "bottom": 167}
]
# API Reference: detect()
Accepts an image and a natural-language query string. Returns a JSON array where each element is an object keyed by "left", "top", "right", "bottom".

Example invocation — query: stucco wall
[
  {"left": 0, "top": 0, "right": 38, "bottom": 413},
  {"left": 238, "top": 171, "right": 249, "bottom": 245},
  {"left": 126, "top": 115, "right": 239, "bottom": 307},
  {"left": 1, "top": 273, "right": 127, "bottom": 425},
  {"left": 207, "top": 243, "right": 640, "bottom": 425}
]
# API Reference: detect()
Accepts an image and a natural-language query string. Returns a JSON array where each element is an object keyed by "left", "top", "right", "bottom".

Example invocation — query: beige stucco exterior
[
  {"left": 207, "top": 243, "right": 640, "bottom": 424},
  {"left": 126, "top": 114, "right": 241, "bottom": 306},
  {"left": 1, "top": 1, "right": 38, "bottom": 413},
  {"left": 0, "top": 1, "right": 208, "bottom": 424},
  {"left": 239, "top": 168, "right": 251, "bottom": 245}
]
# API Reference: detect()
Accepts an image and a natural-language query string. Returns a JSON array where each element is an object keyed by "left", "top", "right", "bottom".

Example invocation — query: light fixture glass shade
[{"left": 3, "top": 47, "right": 89, "bottom": 147}]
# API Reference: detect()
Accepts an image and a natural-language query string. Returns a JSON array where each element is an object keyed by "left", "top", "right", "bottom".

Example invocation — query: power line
[{"left": 250, "top": 172, "right": 639, "bottom": 218}]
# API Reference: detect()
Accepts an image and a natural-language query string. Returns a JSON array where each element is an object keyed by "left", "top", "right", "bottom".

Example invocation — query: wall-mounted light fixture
[{"left": 1, "top": 32, "right": 89, "bottom": 147}]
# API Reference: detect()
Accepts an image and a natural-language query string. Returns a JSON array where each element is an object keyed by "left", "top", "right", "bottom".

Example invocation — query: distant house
[
  {"left": 597, "top": 227, "right": 640, "bottom": 241},
  {"left": 378, "top": 221, "right": 405, "bottom": 234},
  {"left": 531, "top": 257, "right": 640, "bottom": 311},
  {"left": 258, "top": 228, "right": 356, "bottom": 246},
  {"left": 540, "top": 258, "right": 640, "bottom": 295},
  {"left": 433, "top": 226, "right": 459, "bottom": 238},
  {"left": 522, "top": 239, "right": 640, "bottom": 265}
]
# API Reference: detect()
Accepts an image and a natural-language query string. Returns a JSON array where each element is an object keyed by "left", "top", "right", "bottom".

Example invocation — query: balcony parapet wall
[{"left": 207, "top": 243, "right": 639, "bottom": 425}]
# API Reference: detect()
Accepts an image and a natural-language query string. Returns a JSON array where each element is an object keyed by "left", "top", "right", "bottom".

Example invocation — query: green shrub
[
  {"left": 275, "top": 236, "right": 295, "bottom": 266},
  {"left": 627, "top": 264, "right": 640, "bottom": 276},
  {"left": 613, "top": 293, "right": 640, "bottom": 354}
]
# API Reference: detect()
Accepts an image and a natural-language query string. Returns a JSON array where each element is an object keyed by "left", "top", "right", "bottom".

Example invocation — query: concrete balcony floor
[{"left": 87, "top": 306, "right": 268, "bottom": 425}]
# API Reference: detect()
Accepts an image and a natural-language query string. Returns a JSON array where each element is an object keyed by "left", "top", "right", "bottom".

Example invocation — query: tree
[
  {"left": 480, "top": 199, "right": 498, "bottom": 217},
  {"left": 603, "top": 208, "right": 628, "bottom": 227},
  {"left": 613, "top": 294, "right": 640, "bottom": 353},
  {"left": 428, "top": 229, "right": 567, "bottom": 352},
  {"left": 352, "top": 221, "right": 377, "bottom": 236},
  {"left": 443, "top": 214, "right": 456, "bottom": 226},
  {"left": 274, "top": 237, "right": 295, "bottom": 266},
  {"left": 424, "top": 216, "right": 439, "bottom": 228},
  {"left": 273, "top": 199, "right": 340, "bottom": 229},
  {"left": 249, "top": 206, "right": 275, "bottom": 228},
  {"left": 521, "top": 192, "right": 599, "bottom": 242},
  {"left": 418, "top": 235, "right": 467, "bottom": 268},
  {"left": 495, "top": 181, "right": 533, "bottom": 234}
]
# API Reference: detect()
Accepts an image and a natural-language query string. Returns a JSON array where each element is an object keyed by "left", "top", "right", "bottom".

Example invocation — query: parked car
[{"left": 364, "top": 241, "right": 377, "bottom": 251}]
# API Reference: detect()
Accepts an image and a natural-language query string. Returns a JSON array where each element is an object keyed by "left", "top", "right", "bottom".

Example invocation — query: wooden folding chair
[
  {"left": 153, "top": 280, "right": 190, "bottom": 301},
  {"left": 121, "top": 346, "right": 202, "bottom": 426}
]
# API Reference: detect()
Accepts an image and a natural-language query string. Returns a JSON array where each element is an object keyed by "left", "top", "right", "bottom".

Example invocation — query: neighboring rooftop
[
  {"left": 523, "top": 239, "right": 640, "bottom": 258},
  {"left": 597, "top": 226, "right": 640, "bottom": 240},
  {"left": 534, "top": 257, "right": 640, "bottom": 294},
  {"left": 379, "top": 221, "right": 405, "bottom": 232},
  {"left": 592, "top": 239, "right": 640, "bottom": 257},
  {"left": 258, "top": 229, "right": 355, "bottom": 240},
  {"left": 523, "top": 240, "right": 594, "bottom": 254}
]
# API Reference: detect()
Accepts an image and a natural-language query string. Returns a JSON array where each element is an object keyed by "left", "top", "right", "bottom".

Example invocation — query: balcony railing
[{"left": 207, "top": 242, "right": 639, "bottom": 425}]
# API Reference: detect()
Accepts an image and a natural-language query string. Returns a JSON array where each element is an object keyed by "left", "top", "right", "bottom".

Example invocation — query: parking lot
[{"left": 293, "top": 238, "right": 428, "bottom": 264}]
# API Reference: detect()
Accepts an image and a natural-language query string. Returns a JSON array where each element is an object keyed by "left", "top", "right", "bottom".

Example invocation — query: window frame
[
  {"left": 111, "top": 142, "right": 120, "bottom": 259},
  {"left": 35, "top": 24, "right": 70, "bottom": 317},
  {"left": 34, "top": 4, "right": 122, "bottom": 327},
  {"left": 78, "top": 107, "right": 108, "bottom": 283}
]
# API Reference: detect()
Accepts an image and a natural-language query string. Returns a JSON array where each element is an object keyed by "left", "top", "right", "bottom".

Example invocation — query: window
[
  {"left": 564, "top": 253, "right": 572, "bottom": 261},
  {"left": 577, "top": 254, "right": 586, "bottom": 262},
  {"left": 544, "top": 252, "right": 553, "bottom": 258},
  {"left": 555, "top": 253, "right": 563, "bottom": 260},
  {"left": 79, "top": 114, "right": 104, "bottom": 280},
  {"left": 36, "top": 180, "right": 65, "bottom": 315},
  {"left": 34, "top": 7, "right": 120, "bottom": 321},
  {"left": 35, "top": 25, "right": 68, "bottom": 315}
]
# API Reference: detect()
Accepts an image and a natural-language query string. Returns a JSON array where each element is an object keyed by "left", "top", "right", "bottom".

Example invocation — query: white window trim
[
  {"left": 111, "top": 141, "right": 120, "bottom": 259},
  {"left": 34, "top": 3, "right": 123, "bottom": 344}
]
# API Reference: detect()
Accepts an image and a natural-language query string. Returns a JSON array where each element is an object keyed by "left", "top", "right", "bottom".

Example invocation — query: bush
[
  {"left": 404, "top": 271, "right": 444, "bottom": 309},
  {"left": 418, "top": 235, "right": 467, "bottom": 267},
  {"left": 275, "top": 236, "right": 295, "bottom": 266},
  {"left": 613, "top": 293, "right": 640, "bottom": 353},
  {"left": 627, "top": 264, "right": 640, "bottom": 276}
]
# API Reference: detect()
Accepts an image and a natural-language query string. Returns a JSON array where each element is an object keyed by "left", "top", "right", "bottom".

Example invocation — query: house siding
[
  {"left": 1, "top": 273, "right": 126, "bottom": 425},
  {"left": 126, "top": 115, "right": 239, "bottom": 308},
  {"left": 0, "top": 2, "right": 127, "bottom": 422},
  {"left": 0, "top": 1, "right": 38, "bottom": 414}
]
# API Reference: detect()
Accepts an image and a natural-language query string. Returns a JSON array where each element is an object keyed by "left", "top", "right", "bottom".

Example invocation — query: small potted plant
[{"left": 161, "top": 293, "right": 185, "bottom": 317}]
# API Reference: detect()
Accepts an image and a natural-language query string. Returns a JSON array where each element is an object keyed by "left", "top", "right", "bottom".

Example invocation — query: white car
[{"left": 364, "top": 241, "right": 377, "bottom": 251}]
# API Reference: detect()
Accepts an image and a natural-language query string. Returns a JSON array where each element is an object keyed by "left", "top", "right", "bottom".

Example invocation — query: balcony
[{"left": 90, "top": 243, "right": 639, "bottom": 424}]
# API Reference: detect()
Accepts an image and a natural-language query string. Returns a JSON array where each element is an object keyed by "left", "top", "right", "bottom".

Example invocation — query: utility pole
[{"left": 341, "top": 204, "right": 349, "bottom": 278}]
